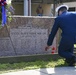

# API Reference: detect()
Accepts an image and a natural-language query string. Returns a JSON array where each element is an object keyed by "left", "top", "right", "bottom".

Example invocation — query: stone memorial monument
[{"left": 0, "top": 16, "right": 57, "bottom": 56}]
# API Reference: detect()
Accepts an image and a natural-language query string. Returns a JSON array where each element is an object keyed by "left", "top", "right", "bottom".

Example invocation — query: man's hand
[{"left": 45, "top": 46, "right": 50, "bottom": 51}]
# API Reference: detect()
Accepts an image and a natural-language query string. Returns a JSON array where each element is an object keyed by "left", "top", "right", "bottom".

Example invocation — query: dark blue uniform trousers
[{"left": 58, "top": 36, "right": 76, "bottom": 60}]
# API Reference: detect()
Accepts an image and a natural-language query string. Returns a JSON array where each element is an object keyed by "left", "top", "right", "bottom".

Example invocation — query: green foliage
[
  {"left": 0, "top": 58, "right": 67, "bottom": 74},
  {"left": 0, "top": 3, "right": 13, "bottom": 28}
]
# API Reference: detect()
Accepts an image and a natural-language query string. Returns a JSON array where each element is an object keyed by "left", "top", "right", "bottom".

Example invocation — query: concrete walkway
[{"left": 0, "top": 67, "right": 76, "bottom": 75}]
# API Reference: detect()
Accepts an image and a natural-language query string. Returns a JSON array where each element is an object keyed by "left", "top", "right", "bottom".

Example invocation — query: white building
[{"left": 12, "top": 0, "right": 76, "bottom": 16}]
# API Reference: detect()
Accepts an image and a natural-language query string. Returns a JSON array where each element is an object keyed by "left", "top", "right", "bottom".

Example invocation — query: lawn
[{"left": 0, "top": 58, "right": 68, "bottom": 74}]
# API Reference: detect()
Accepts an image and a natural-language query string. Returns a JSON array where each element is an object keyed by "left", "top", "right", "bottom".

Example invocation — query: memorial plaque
[{"left": 10, "top": 27, "right": 49, "bottom": 55}]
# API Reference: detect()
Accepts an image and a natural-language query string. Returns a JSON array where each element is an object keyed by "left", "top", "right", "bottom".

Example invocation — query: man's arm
[{"left": 45, "top": 17, "right": 60, "bottom": 51}]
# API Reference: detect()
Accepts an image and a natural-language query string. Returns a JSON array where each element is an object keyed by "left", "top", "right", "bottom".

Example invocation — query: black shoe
[
  {"left": 65, "top": 59, "right": 70, "bottom": 63},
  {"left": 68, "top": 56, "right": 76, "bottom": 66},
  {"left": 68, "top": 63, "right": 75, "bottom": 66}
]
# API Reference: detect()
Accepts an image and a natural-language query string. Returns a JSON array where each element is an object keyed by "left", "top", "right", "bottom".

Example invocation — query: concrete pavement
[{"left": 0, "top": 67, "right": 76, "bottom": 75}]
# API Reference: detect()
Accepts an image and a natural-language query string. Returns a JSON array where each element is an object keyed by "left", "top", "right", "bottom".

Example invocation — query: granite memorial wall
[{"left": 0, "top": 16, "right": 58, "bottom": 56}]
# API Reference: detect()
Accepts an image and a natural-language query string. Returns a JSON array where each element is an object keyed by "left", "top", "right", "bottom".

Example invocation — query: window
[{"left": 68, "top": 7, "right": 75, "bottom": 11}]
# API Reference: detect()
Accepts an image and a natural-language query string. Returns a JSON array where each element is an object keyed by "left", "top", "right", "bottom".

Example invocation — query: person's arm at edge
[{"left": 45, "top": 17, "right": 60, "bottom": 51}]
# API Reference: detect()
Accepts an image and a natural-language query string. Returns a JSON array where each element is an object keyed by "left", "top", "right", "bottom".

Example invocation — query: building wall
[
  {"left": 64, "top": 2, "right": 76, "bottom": 7},
  {"left": 31, "top": 3, "right": 52, "bottom": 16},
  {"left": 63, "top": 2, "right": 76, "bottom": 11},
  {"left": 12, "top": 3, "right": 52, "bottom": 16},
  {"left": 12, "top": 2, "right": 76, "bottom": 16},
  {"left": 12, "top": 4, "right": 24, "bottom": 15}
]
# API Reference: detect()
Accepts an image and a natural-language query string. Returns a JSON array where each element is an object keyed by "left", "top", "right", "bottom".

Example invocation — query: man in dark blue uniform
[{"left": 45, "top": 5, "right": 76, "bottom": 66}]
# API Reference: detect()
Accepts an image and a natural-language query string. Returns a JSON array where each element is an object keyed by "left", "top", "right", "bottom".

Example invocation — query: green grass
[{"left": 0, "top": 58, "right": 68, "bottom": 74}]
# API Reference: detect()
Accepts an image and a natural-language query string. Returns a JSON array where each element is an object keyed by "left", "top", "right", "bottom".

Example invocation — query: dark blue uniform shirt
[{"left": 47, "top": 11, "right": 76, "bottom": 46}]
